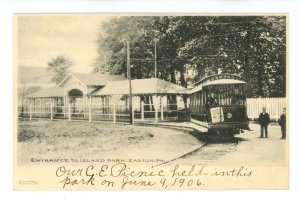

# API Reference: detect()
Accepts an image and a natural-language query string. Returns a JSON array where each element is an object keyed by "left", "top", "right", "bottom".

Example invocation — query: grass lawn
[{"left": 17, "top": 120, "right": 154, "bottom": 164}]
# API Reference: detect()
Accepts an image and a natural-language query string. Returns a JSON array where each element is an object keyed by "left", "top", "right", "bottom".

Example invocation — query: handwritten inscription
[{"left": 55, "top": 163, "right": 252, "bottom": 189}]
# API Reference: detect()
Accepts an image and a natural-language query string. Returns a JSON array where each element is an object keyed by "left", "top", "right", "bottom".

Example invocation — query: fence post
[
  {"left": 29, "top": 105, "right": 32, "bottom": 121},
  {"left": 50, "top": 103, "right": 53, "bottom": 121},
  {"left": 89, "top": 97, "right": 92, "bottom": 123},
  {"left": 68, "top": 105, "right": 71, "bottom": 121},
  {"left": 141, "top": 101, "right": 144, "bottom": 121},
  {"left": 113, "top": 104, "right": 116, "bottom": 124}
]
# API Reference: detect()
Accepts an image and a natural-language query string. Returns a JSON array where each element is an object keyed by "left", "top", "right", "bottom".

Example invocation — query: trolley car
[{"left": 189, "top": 73, "right": 249, "bottom": 135}]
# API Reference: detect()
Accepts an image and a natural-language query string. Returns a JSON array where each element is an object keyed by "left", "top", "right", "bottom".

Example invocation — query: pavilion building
[{"left": 23, "top": 73, "right": 188, "bottom": 122}]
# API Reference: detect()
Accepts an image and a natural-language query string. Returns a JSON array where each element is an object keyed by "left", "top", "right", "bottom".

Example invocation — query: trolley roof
[
  {"left": 189, "top": 73, "right": 246, "bottom": 94},
  {"left": 194, "top": 73, "right": 243, "bottom": 85},
  {"left": 203, "top": 78, "right": 246, "bottom": 86}
]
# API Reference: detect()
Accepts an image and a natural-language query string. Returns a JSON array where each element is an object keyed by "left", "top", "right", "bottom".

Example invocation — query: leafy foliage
[
  {"left": 94, "top": 16, "right": 286, "bottom": 97},
  {"left": 18, "top": 128, "right": 46, "bottom": 142},
  {"left": 47, "top": 55, "right": 72, "bottom": 84}
]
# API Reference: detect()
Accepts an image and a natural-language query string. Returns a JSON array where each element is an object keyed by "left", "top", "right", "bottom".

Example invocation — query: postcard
[{"left": 14, "top": 13, "right": 288, "bottom": 190}]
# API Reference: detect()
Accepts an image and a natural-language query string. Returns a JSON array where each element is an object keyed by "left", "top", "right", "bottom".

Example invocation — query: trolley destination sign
[{"left": 193, "top": 73, "right": 242, "bottom": 86}]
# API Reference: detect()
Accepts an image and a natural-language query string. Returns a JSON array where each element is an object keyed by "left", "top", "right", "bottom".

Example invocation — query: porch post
[
  {"left": 50, "top": 102, "right": 53, "bottom": 121},
  {"left": 86, "top": 94, "right": 88, "bottom": 117},
  {"left": 64, "top": 94, "right": 67, "bottom": 117},
  {"left": 33, "top": 98, "right": 36, "bottom": 115},
  {"left": 83, "top": 94, "right": 86, "bottom": 117},
  {"left": 53, "top": 98, "right": 55, "bottom": 116},
  {"left": 39, "top": 98, "right": 42, "bottom": 117},
  {"left": 29, "top": 104, "right": 32, "bottom": 121},
  {"left": 113, "top": 104, "right": 116, "bottom": 124},
  {"left": 141, "top": 100, "right": 144, "bottom": 121},
  {"left": 105, "top": 95, "right": 108, "bottom": 113},
  {"left": 68, "top": 101, "right": 71, "bottom": 121},
  {"left": 160, "top": 95, "right": 164, "bottom": 121},
  {"left": 155, "top": 94, "right": 158, "bottom": 122},
  {"left": 89, "top": 96, "right": 92, "bottom": 122},
  {"left": 101, "top": 96, "right": 104, "bottom": 113}
]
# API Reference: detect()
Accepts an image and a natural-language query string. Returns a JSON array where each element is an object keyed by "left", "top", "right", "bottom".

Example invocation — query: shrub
[{"left": 18, "top": 129, "right": 36, "bottom": 142}]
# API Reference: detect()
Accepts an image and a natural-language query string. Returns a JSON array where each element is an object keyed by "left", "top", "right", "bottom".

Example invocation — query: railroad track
[
  {"left": 153, "top": 130, "right": 238, "bottom": 167},
  {"left": 136, "top": 122, "right": 238, "bottom": 167},
  {"left": 153, "top": 130, "right": 208, "bottom": 167}
]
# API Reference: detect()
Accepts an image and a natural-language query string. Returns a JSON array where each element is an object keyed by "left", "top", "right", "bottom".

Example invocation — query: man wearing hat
[
  {"left": 258, "top": 107, "right": 270, "bottom": 138},
  {"left": 279, "top": 108, "right": 286, "bottom": 139}
]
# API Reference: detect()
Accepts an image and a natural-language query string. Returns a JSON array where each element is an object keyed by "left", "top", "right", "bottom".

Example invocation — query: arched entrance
[
  {"left": 69, "top": 89, "right": 83, "bottom": 97},
  {"left": 68, "top": 89, "right": 86, "bottom": 118}
]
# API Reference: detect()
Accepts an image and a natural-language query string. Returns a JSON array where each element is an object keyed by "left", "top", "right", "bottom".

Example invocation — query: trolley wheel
[{"left": 207, "top": 128, "right": 236, "bottom": 143}]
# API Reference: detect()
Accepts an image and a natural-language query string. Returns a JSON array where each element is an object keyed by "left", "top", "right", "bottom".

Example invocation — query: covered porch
[
  {"left": 21, "top": 86, "right": 64, "bottom": 119},
  {"left": 20, "top": 78, "right": 189, "bottom": 123},
  {"left": 90, "top": 78, "right": 188, "bottom": 122}
]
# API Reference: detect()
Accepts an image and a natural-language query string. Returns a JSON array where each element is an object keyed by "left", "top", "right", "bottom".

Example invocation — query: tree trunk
[
  {"left": 179, "top": 67, "right": 187, "bottom": 87},
  {"left": 170, "top": 68, "right": 176, "bottom": 84}
]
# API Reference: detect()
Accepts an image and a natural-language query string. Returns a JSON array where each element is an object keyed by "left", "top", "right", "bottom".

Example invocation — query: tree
[
  {"left": 94, "top": 17, "right": 155, "bottom": 78},
  {"left": 47, "top": 55, "right": 72, "bottom": 84},
  {"left": 175, "top": 16, "right": 286, "bottom": 97},
  {"left": 94, "top": 16, "right": 286, "bottom": 97}
]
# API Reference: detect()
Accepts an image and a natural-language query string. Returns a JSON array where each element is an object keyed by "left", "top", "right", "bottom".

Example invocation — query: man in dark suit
[
  {"left": 258, "top": 107, "right": 270, "bottom": 138},
  {"left": 210, "top": 92, "right": 218, "bottom": 106},
  {"left": 279, "top": 108, "right": 286, "bottom": 139}
]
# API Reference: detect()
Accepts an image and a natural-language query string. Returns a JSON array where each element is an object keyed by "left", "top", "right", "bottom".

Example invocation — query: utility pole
[
  {"left": 154, "top": 40, "right": 158, "bottom": 121},
  {"left": 154, "top": 40, "right": 157, "bottom": 78},
  {"left": 127, "top": 41, "right": 133, "bottom": 124}
]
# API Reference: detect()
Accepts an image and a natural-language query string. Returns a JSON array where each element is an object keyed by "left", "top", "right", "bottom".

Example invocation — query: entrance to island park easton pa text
[{"left": 20, "top": 73, "right": 189, "bottom": 123}]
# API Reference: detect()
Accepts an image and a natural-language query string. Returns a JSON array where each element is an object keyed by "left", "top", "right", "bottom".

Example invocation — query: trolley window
[{"left": 203, "top": 84, "right": 246, "bottom": 106}]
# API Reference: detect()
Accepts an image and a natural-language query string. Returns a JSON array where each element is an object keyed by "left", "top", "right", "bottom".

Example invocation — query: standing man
[
  {"left": 258, "top": 107, "right": 270, "bottom": 138},
  {"left": 279, "top": 108, "right": 286, "bottom": 139},
  {"left": 210, "top": 92, "right": 218, "bottom": 106}
]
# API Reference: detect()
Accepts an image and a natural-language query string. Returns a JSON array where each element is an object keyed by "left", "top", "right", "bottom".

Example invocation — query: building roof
[
  {"left": 92, "top": 78, "right": 187, "bottom": 96},
  {"left": 26, "top": 86, "right": 64, "bottom": 98},
  {"left": 58, "top": 73, "right": 126, "bottom": 87}
]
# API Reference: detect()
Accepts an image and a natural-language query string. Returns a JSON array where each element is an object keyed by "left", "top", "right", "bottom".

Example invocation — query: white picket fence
[
  {"left": 18, "top": 102, "right": 183, "bottom": 123},
  {"left": 246, "top": 97, "right": 286, "bottom": 120},
  {"left": 19, "top": 97, "right": 286, "bottom": 122}
]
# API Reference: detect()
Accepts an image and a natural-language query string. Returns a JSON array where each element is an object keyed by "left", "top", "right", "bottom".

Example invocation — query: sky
[{"left": 16, "top": 14, "right": 112, "bottom": 73}]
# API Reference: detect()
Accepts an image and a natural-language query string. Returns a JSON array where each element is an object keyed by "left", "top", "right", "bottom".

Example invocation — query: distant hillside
[
  {"left": 17, "top": 66, "right": 57, "bottom": 105},
  {"left": 18, "top": 66, "right": 56, "bottom": 86}
]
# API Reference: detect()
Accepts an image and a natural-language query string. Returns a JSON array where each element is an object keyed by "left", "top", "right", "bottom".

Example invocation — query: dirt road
[{"left": 172, "top": 123, "right": 288, "bottom": 168}]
